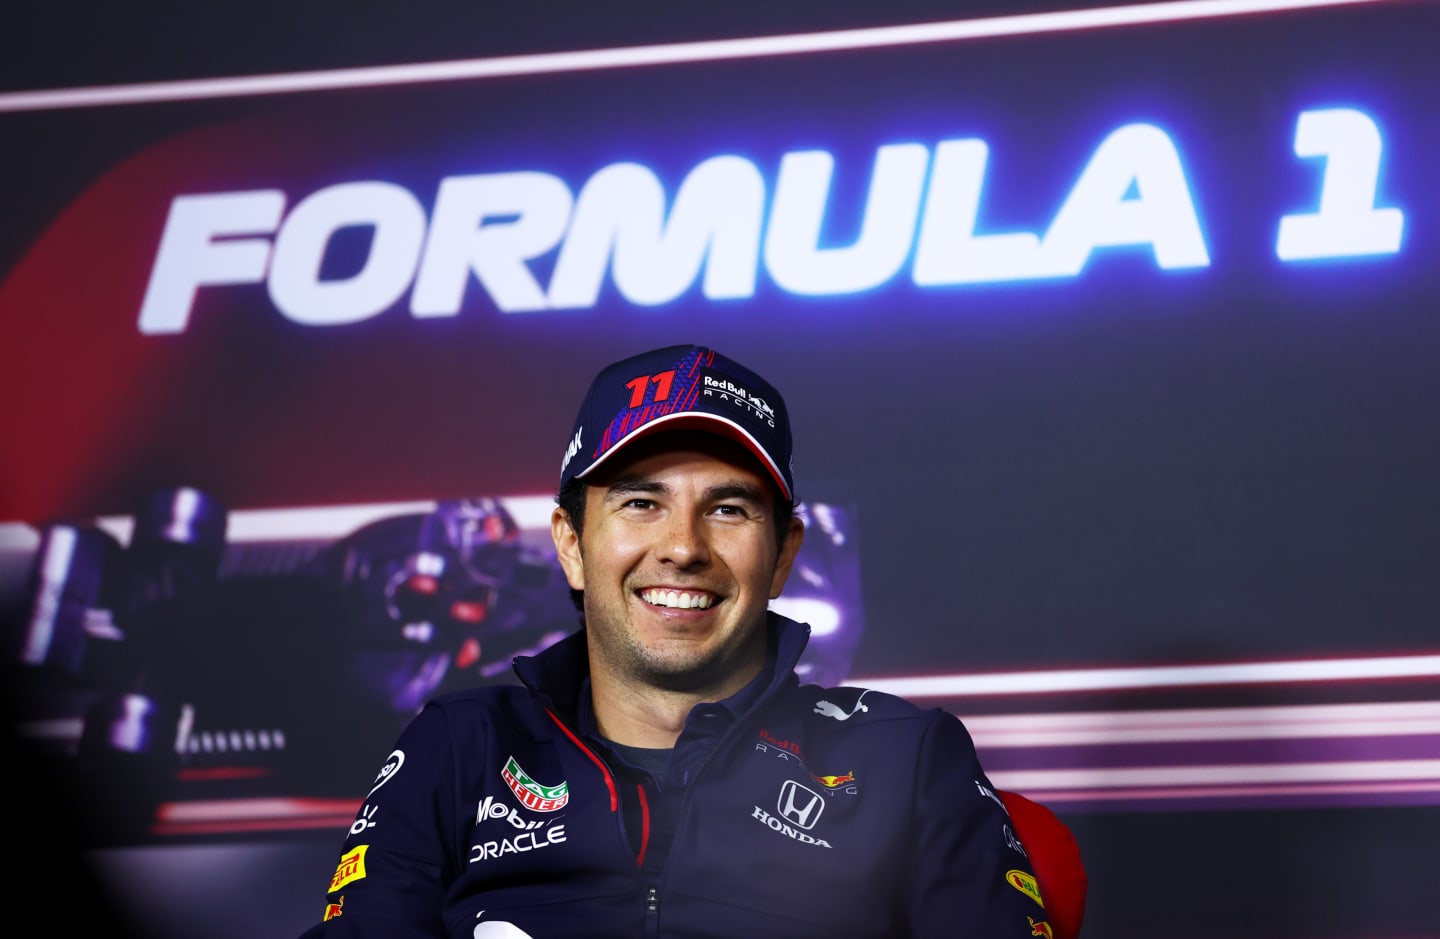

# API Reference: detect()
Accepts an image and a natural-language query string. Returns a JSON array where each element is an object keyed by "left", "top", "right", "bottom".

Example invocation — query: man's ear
[
  {"left": 768, "top": 514, "right": 806, "bottom": 599},
  {"left": 551, "top": 506, "right": 586, "bottom": 592}
]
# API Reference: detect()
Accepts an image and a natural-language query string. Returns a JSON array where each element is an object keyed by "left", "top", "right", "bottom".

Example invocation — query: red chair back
[{"left": 998, "top": 790, "right": 1087, "bottom": 939}]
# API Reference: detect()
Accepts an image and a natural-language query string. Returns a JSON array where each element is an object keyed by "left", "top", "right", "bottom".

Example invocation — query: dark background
[{"left": 3, "top": 2, "right": 1438, "bottom": 937}]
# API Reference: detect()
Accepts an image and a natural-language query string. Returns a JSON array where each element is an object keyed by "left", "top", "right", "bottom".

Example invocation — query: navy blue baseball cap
[{"left": 559, "top": 344, "right": 795, "bottom": 503}]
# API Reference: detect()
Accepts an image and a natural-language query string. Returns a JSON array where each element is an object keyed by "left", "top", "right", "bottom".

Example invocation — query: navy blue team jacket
[{"left": 299, "top": 614, "right": 1052, "bottom": 938}]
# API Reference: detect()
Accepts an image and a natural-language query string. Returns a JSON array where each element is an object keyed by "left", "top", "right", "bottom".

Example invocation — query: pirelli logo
[{"left": 329, "top": 845, "right": 369, "bottom": 892}]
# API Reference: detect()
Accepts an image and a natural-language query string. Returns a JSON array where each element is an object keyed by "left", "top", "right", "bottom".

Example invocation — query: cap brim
[{"left": 573, "top": 412, "right": 791, "bottom": 502}]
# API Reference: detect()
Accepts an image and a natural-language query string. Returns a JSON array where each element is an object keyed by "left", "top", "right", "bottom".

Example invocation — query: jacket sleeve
[
  {"left": 294, "top": 702, "right": 461, "bottom": 938},
  {"left": 902, "top": 709, "right": 1055, "bottom": 939}
]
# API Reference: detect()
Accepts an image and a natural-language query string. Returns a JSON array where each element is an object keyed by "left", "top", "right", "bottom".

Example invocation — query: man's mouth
[{"left": 639, "top": 588, "right": 715, "bottom": 610}]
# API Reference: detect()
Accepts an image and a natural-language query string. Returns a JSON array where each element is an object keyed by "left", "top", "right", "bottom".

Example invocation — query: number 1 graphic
[{"left": 1276, "top": 108, "right": 1404, "bottom": 261}]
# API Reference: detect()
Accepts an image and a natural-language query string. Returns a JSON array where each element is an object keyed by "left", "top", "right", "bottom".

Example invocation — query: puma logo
[{"left": 813, "top": 691, "right": 870, "bottom": 721}]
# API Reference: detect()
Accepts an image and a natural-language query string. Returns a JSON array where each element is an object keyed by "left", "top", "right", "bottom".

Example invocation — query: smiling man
[
  {"left": 299, "top": 344, "right": 1060, "bottom": 938},
  {"left": 555, "top": 431, "right": 804, "bottom": 722}
]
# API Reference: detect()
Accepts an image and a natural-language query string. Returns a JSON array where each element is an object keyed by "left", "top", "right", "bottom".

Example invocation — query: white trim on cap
[{"left": 574, "top": 412, "right": 792, "bottom": 501}]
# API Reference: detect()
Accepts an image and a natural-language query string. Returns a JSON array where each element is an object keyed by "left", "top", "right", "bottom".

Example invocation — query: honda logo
[{"left": 777, "top": 780, "right": 824, "bottom": 830}]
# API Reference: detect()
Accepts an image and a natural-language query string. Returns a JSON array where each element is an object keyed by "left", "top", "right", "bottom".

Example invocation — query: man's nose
[{"left": 658, "top": 511, "right": 710, "bottom": 568}]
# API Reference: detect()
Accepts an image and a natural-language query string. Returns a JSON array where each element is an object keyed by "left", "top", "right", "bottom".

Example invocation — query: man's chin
[
  {"left": 636, "top": 643, "right": 763, "bottom": 695},
  {"left": 637, "top": 656, "right": 724, "bottom": 693}
]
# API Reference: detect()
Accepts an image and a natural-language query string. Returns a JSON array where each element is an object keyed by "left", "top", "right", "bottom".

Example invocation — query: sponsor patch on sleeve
[
  {"left": 330, "top": 844, "right": 370, "bottom": 892},
  {"left": 1007, "top": 868, "right": 1045, "bottom": 907}
]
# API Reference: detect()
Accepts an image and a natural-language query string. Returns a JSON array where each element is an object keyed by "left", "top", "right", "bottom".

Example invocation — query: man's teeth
[{"left": 642, "top": 589, "right": 714, "bottom": 610}]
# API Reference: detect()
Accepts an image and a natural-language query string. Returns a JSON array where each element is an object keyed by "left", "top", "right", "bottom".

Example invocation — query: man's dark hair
[
  {"left": 554, "top": 478, "right": 797, "bottom": 613},
  {"left": 556, "top": 479, "right": 589, "bottom": 612}
]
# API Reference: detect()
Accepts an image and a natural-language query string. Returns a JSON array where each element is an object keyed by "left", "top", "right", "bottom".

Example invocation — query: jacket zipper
[
  {"left": 542, "top": 709, "right": 655, "bottom": 884},
  {"left": 519, "top": 622, "right": 809, "bottom": 935}
]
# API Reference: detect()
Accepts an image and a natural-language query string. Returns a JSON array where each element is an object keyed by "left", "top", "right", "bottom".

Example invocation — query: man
[{"left": 299, "top": 343, "right": 1056, "bottom": 938}]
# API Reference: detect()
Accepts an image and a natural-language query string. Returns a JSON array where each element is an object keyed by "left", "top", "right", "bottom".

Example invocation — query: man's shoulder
[
  {"left": 758, "top": 682, "right": 980, "bottom": 772},
  {"left": 420, "top": 682, "right": 546, "bottom": 728},
  {"left": 784, "top": 682, "right": 944, "bottom": 728},
  {"left": 387, "top": 683, "right": 570, "bottom": 768}
]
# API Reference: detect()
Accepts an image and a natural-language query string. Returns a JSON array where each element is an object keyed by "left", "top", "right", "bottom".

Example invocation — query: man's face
[{"left": 551, "top": 432, "right": 804, "bottom": 696}]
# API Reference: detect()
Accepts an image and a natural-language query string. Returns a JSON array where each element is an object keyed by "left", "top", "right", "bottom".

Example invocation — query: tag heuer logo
[{"left": 501, "top": 756, "right": 569, "bottom": 812}]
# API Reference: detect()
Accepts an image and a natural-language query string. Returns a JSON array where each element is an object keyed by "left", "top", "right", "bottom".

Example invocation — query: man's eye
[
  {"left": 713, "top": 504, "right": 747, "bottom": 517},
  {"left": 624, "top": 498, "right": 656, "bottom": 510}
]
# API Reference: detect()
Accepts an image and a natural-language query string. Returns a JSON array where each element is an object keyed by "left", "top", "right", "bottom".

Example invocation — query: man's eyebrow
[
  {"left": 604, "top": 478, "right": 668, "bottom": 498},
  {"left": 706, "top": 482, "right": 766, "bottom": 504},
  {"left": 602, "top": 479, "right": 765, "bottom": 503}
]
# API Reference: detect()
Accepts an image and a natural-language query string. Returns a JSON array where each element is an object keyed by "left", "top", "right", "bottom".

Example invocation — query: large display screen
[{"left": 2, "top": 1, "right": 1436, "bottom": 936}]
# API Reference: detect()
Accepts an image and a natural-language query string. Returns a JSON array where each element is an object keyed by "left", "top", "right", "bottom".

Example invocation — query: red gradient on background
[
  {"left": 1, "top": 115, "right": 301, "bottom": 521},
  {"left": 0, "top": 98, "right": 572, "bottom": 523}
]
